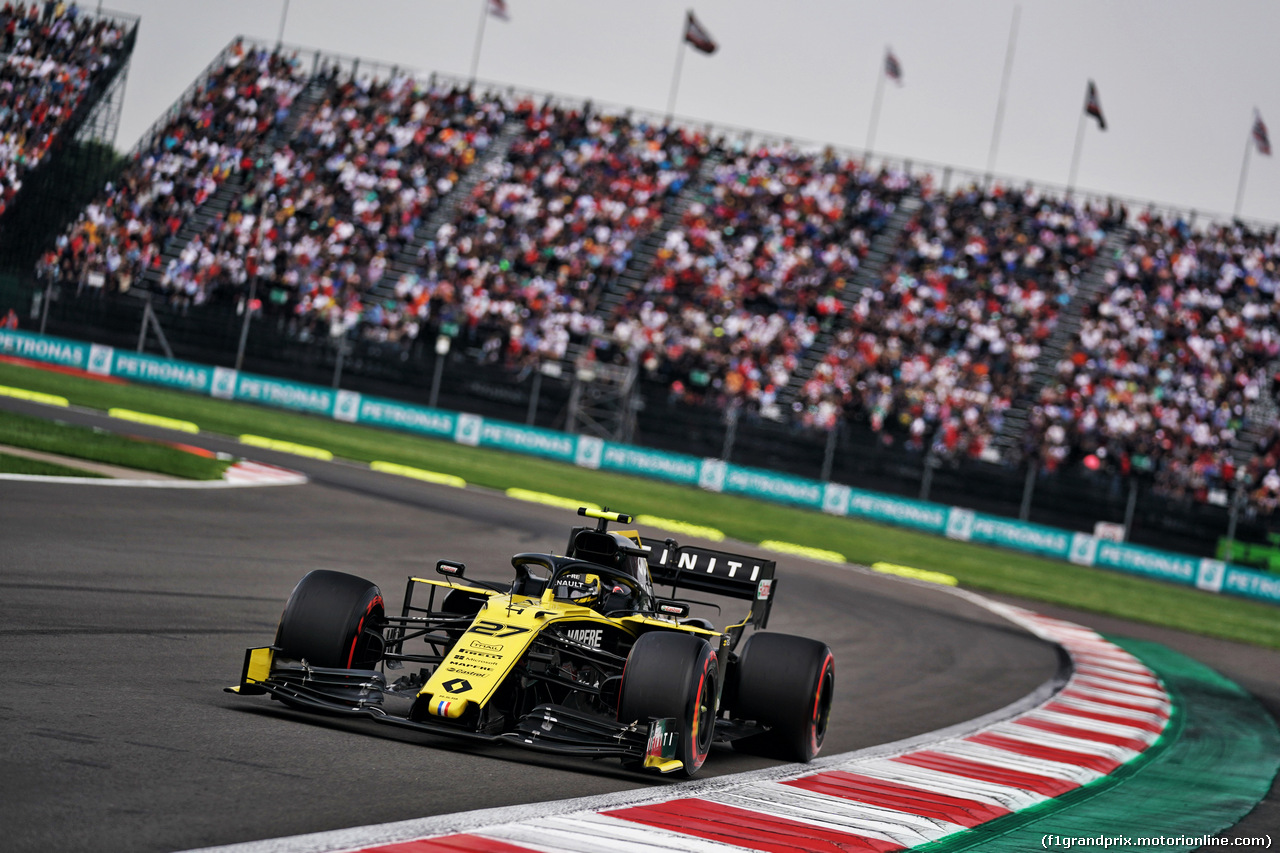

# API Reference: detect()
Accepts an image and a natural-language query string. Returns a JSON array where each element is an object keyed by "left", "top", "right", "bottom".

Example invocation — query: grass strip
[
  {"left": 0, "top": 359, "right": 1278, "bottom": 649},
  {"left": 0, "top": 449, "right": 107, "bottom": 477},
  {"left": 0, "top": 407, "right": 229, "bottom": 480}
]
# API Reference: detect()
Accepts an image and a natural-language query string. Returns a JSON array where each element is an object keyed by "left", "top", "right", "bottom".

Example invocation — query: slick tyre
[
  {"left": 728, "top": 632, "right": 834, "bottom": 762},
  {"left": 275, "top": 570, "right": 385, "bottom": 670},
  {"left": 618, "top": 632, "right": 718, "bottom": 777}
]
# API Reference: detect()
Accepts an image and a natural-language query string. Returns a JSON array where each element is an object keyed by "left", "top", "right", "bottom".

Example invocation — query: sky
[{"left": 91, "top": 0, "right": 1280, "bottom": 226}]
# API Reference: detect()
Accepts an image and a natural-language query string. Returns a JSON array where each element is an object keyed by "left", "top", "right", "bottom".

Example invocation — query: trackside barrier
[{"left": 4, "top": 328, "right": 1279, "bottom": 606}]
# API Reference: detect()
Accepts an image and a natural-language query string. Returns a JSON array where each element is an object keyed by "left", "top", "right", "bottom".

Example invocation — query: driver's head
[{"left": 554, "top": 572, "right": 601, "bottom": 606}]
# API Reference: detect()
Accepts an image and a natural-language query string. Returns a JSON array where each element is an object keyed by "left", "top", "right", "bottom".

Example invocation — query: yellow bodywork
[{"left": 413, "top": 579, "right": 724, "bottom": 718}]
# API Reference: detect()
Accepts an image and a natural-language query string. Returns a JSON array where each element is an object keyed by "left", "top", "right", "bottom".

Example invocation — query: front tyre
[
  {"left": 618, "top": 632, "right": 718, "bottom": 777},
  {"left": 728, "top": 632, "right": 834, "bottom": 762},
  {"left": 275, "top": 570, "right": 385, "bottom": 669}
]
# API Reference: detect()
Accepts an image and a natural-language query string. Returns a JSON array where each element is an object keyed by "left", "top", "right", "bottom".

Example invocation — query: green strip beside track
[{"left": 914, "top": 637, "right": 1280, "bottom": 852}]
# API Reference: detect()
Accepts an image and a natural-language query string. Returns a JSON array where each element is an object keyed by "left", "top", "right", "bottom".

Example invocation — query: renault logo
[{"left": 441, "top": 678, "right": 472, "bottom": 694}]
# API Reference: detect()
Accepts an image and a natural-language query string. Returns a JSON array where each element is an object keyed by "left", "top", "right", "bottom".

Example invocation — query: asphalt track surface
[{"left": 1, "top": 399, "right": 1277, "bottom": 851}]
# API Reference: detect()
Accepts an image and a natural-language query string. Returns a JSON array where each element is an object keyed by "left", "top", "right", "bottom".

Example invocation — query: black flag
[
  {"left": 684, "top": 11, "right": 717, "bottom": 54},
  {"left": 1085, "top": 80, "right": 1106, "bottom": 130}
]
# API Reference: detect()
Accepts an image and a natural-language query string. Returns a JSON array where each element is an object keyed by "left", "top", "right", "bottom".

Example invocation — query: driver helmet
[{"left": 555, "top": 572, "right": 602, "bottom": 606}]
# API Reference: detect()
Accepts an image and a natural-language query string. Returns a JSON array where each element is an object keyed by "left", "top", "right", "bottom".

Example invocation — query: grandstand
[
  {"left": 7, "top": 36, "right": 1280, "bottom": 559},
  {"left": 0, "top": 3, "right": 138, "bottom": 264}
]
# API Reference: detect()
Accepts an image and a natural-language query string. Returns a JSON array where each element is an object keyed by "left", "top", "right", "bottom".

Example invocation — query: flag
[
  {"left": 884, "top": 49, "right": 902, "bottom": 85},
  {"left": 488, "top": 0, "right": 509, "bottom": 21},
  {"left": 1253, "top": 109, "right": 1272, "bottom": 156},
  {"left": 1085, "top": 80, "right": 1106, "bottom": 130},
  {"left": 684, "top": 11, "right": 717, "bottom": 54}
]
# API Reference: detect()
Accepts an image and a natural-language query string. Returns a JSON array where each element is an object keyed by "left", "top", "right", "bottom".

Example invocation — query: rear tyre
[
  {"left": 618, "top": 632, "right": 718, "bottom": 777},
  {"left": 728, "top": 632, "right": 834, "bottom": 762},
  {"left": 275, "top": 570, "right": 385, "bottom": 670}
]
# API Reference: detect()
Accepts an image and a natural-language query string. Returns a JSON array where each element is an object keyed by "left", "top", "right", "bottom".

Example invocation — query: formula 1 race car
[{"left": 228, "top": 508, "right": 834, "bottom": 776}]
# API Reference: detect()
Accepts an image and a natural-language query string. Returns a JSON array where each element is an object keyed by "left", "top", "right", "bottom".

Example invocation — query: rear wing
[{"left": 646, "top": 540, "right": 776, "bottom": 630}]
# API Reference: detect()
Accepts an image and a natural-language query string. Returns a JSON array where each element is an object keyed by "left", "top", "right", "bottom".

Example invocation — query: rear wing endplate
[{"left": 646, "top": 540, "right": 776, "bottom": 630}]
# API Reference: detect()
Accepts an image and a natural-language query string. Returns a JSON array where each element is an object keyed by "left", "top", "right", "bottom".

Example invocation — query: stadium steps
[
  {"left": 592, "top": 147, "right": 725, "bottom": 318},
  {"left": 1230, "top": 357, "right": 1280, "bottom": 474},
  {"left": 556, "top": 146, "right": 726, "bottom": 372},
  {"left": 988, "top": 225, "right": 1132, "bottom": 461},
  {"left": 773, "top": 193, "right": 923, "bottom": 413},
  {"left": 139, "top": 73, "right": 331, "bottom": 292},
  {"left": 369, "top": 117, "right": 524, "bottom": 301}
]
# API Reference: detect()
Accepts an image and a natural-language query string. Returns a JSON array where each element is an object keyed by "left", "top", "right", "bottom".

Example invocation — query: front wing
[{"left": 227, "top": 648, "right": 688, "bottom": 772}]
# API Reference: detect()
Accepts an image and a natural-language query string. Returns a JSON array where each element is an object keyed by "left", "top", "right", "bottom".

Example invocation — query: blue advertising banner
[
  {"left": 0, "top": 329, "right": 90, "bottom": 368},
  {"left": 110, "top": 350, "right": 213, "bottom": 394},
  {"left": 723, "top": 466, "right": 825, "bottom": 510},
  {"left": 477, "top": 420, "right": 577, "bottom": 463},
  {"left": 233, "top": 374, "right": 335, "bottom": 416},
  {"left": 846, "top": 487, "right": 949, "bottom": 533},
  {"left": 356, "top": 396, "right": 455, "bottom": 438},
  {"left": 598, "top": 444, "right": 701, "bottom": 485}
]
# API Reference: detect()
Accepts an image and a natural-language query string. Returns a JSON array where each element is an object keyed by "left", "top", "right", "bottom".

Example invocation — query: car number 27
[{"left": 467, "top": 621, "right": 532, "bottom": 638}]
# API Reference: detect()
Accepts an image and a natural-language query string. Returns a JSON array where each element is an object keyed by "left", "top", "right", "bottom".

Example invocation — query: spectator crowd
[
  {"left": 37, "top": 39, "right": 307, "bottom": 297},
  {"left": 612, "top": 143, "right": 915, "bottom": 420},
  {"left": 408, "top": 102, "right": 708, "bottom": 366},
  {"left": 1028, "top": 213, "right": 1280, "bottom": 506},
  {"left": 800, "top": 183, "right": 1118, "bottom": 460},
  {"left": 1, "top": 1, "right": 131, "bottom": 218},
  {"left": 33, "top": 40, "right": 1280, "bottom": 517}
]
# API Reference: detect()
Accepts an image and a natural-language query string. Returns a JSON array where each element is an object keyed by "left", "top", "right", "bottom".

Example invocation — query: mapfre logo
[{"left": 562, "top": 628, "right": 602, "bottom": 648}]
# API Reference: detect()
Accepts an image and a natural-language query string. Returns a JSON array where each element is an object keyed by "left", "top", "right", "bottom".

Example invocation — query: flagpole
[
  {"left": 984, "top": 4, "right": 1021, "bottom": 187},
  {"left": 1066, "top": 106, "right": 1087, "bottom": 197},
  {"left": 865, "top": 58, "right": 886, "bottom": 165},
  {"left": 1233, "top": 135, "right": 1252, "bottom": 220},
  {"left": 666, "top": 23, "right": 687, "bottom": 124},
  {"left": 469, "top": 0, "right": 489, "bottom": 88},
  {"left": 276, "top": 0, "right": 290, "bottom": 49}
]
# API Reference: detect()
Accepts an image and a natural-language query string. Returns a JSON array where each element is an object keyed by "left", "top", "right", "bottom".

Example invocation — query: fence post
[
  {"left": 1019, "top": 462, "right": 1037, "bottom": 520},
  {"left": 1122, "top": 477, "right": 1139, "bottom": 541},
  {"left": 526, "top": 366, "right": 543, "bottom": 425},
  {"left": 720, "top": 404, "right": 739, "bottom": 462},
  {"left": 429, "top": 335, "right": 451, "bottom": 408},
  {"left": 234, "top": 276, "right": 258, "bottom": 372},
  {"left": 331, "top": 335, "right": 346, "bottom": 389},
  {"left": 1223, "top": 481, "right": 1245, "bottom": 557},
  {"left": 39, "top": 278, "right": 52, "bottom": 334},
  {"left": 820, "top": 421, "right": 839, "bottom": 482}
]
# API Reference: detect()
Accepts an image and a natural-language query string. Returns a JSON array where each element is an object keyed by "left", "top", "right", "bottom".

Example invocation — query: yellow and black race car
[{"left": 228, "top": 508, "right": 834, "bottom": 777}]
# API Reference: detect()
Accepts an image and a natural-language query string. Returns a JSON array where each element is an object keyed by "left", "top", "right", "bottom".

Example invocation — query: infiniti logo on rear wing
[{"left": 648, "top": 543, "right": 777, "bottom": 629}]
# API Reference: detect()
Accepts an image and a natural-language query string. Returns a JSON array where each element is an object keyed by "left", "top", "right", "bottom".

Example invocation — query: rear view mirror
[
  {"left": 436, "top": 559, "right": 466, "bottom": 578},
  {"left": 655, "top": 599, "right": 690, "bottom": 618}
]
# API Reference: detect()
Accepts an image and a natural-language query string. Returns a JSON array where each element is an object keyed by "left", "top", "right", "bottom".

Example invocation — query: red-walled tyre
[
  {"left": 727, "top": 632, "right": 834, "bottom": 762},
  {"left": 618, "top": 632, "right": 719, "bottom": 777},
  {"left": 275, "top": 570, "right": 385, "bottom": 670}
]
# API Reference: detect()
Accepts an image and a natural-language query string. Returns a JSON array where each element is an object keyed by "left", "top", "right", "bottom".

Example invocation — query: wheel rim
[{"left": 810, "top": 657, "right": 834, "bottom": 751}]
